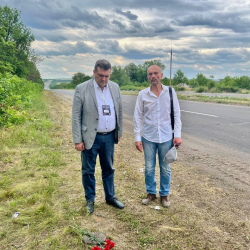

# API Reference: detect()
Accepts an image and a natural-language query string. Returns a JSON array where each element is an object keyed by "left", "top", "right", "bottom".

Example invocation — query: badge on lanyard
[{"left": 102, "top": 105, "right": 111, "bottom": 115}]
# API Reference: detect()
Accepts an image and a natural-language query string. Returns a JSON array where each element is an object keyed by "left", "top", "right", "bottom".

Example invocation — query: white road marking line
[
  {"left": 181, "top": 110, "right": 218, "bottom": 117},
  {"left": 122, "top": 100, "right": 130, "bottom": 102},
  {"left": 229, "top": 122, "right": 250, "bottom": 126}
]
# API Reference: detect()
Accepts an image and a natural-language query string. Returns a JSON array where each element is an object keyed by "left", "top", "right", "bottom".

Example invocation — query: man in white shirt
[
  {"left": 72, "top": 59, "right": 124, "bottom": 214},
  {"left": 133, "top": 65, "right": 182, "bottom": 207}
]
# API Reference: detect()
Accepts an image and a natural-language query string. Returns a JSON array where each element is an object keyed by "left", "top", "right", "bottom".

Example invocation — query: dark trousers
[{"left": 81, "top": 131, "right": 115, "bottom": 202}]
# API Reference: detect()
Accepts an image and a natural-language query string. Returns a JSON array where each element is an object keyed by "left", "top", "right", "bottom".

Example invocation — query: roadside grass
[
  {"left": 0, "top": 91, "right": 249, "bottom": 249},
  {"left": 177, "top": 94, "right": 250, "bottom": 106},
  {"left": 121, "top": 90, "right": 250, "bottom": 106}
]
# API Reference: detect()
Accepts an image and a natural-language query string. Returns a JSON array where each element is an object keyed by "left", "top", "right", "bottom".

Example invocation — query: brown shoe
[
  {"left": 142, "top": 193, "right": 156, "bottom": 205},
  {"left": 161, "top": 196, "right": 170, "bottom": 207}
]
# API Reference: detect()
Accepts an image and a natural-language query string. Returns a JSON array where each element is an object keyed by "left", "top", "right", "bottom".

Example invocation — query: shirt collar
[
  {"left": 146, "top": 83, "right": 168, "bottom": 95},
  {"left": 93, "top": 78, "right": 109, "bottom": 90}
]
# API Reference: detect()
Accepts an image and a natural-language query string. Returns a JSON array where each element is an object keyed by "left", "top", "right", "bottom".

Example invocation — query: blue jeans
[
  {"left": 81, "top": 131, "right": 115, "bottom": 202},
  {"left": 142, "top": 137, "right": 173, "bottom": 196}
]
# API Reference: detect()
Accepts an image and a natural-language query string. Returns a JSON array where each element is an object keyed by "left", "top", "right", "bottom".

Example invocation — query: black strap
[{"left": 169, "top": 87, "right": 174, "bottom": 131}]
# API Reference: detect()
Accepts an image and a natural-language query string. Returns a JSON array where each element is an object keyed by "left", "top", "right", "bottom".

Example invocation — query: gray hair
[{"left": 94, "top": 59, "right": 111, "bottom": 72}]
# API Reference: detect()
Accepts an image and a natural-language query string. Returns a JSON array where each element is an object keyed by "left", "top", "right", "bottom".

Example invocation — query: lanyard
[{"left": 96, "top": 86, "right": 109, "bottom": 105}]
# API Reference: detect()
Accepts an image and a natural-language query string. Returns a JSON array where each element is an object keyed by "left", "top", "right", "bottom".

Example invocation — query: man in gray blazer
[{"left": 72, "top": 59, "right": 124, "bottom": 214}]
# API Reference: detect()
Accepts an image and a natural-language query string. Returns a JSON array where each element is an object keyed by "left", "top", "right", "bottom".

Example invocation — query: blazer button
[
  {"left": 95, "top": 128, "right": 97, "bottom": 131},
  {"left": 96, "top": 118, "right": 98, "bottom": 120}
]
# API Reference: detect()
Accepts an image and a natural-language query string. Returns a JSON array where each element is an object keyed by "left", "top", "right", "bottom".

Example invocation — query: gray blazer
[{"left": 72, "top": 78, "right": 123, "bottom": 150}]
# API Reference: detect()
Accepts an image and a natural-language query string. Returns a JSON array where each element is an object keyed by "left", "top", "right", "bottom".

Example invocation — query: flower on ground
[
  {"left": 91, "top": 246, "right": 101, "bottom": 250},
  {"left": 91, "top": 239, "right": 115, "bottom": 250}
]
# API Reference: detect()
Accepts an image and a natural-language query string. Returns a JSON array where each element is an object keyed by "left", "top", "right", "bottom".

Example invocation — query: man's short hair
[{"left": 94, "top": 59, "right": 111, "bottom": 71}]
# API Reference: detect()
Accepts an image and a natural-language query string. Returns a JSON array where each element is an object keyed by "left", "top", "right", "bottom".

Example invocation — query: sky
[{"left": 1, "top": 0, "right": 250, "bottom": 79}]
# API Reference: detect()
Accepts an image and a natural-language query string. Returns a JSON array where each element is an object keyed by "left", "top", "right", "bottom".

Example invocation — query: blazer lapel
[
  {"left": 109, "top": 81, "right": 118, "bottom": 114},
  {"left": 88, "top": 79, "right": 98, "bottom": 110}
]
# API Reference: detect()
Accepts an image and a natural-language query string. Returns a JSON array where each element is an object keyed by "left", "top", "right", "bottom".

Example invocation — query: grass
[
  {"left": 178, "top": 94, "right": 250, "bottom": 106},
  {"left": 121, "top": 90, "right": 250, "bottom": 106},
  {"left": 0, "top": 91, "right": 249, "bottom": 249}
]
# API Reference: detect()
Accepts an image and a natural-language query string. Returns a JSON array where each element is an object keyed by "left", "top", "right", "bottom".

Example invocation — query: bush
[
  {"left": 120, "top": 85, "right": 144, "bottom": 91},
  {"left": 215, "top": 85, "right": 239, "bottom": 93},
  {"left": 210, "top": 87, "right": 222, "bottom": 93},
  {"left": 207, "top": 80, "right": 216, "bottom": 89},
  {"left": 174, "top": 86, "right": 186, "bottom": 91},
  {"left": 196, "top": 86, "right": 207, "bottom": 93},
  {"left": 0, "top": 73, "right": 42, "bottom": 126}
]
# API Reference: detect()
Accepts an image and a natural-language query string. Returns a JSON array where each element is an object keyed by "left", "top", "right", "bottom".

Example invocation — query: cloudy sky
[{"left": 1, "top": 0, "right": 250, "bottom": 79}]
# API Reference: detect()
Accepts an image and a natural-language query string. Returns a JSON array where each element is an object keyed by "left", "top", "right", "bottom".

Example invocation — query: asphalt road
[
  {"left": 122, "top": 95, "right": 250, "bottom": 154},
  {"left": 49, "top": 88, "right": 250, "bottom": 154}
]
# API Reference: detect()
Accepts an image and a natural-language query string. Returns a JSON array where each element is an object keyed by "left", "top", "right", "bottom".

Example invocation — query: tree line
[{"left": 66, "top": 61, "right": 250, "bottom": 93}]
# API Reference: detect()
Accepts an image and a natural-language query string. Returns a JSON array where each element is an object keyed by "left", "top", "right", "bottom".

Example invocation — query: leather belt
[{"left": 97, "top": 130, "right": 114, "bottom": 135}]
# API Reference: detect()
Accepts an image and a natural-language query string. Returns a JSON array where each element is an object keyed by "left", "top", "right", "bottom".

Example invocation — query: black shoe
[
  {"left": 86, "top": 201, "right": 94, "bottom": 214},
  {"left": 106, "top": 198, "right": 124, "bottom": 209}
]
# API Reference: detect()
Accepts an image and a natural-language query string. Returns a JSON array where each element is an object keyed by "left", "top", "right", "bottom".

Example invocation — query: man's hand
[
  {"left": 75, "top": 142, "right": 85, "bottom": 151},
  {"left": 118, "top": 137, "right": 121, "bottom": 142},
  {"left": 135, "top": 141, "right": 143, "bottom": 152},
  {"left": 173, "top": 137, "right": 182, "bottom": 148}
]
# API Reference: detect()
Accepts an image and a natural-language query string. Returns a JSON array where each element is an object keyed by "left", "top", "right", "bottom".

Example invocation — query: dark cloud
[
  {"left": 111, "top": 20, "right": 126, "bottom": 30},
  {"left": 155, "top": 24, "right": 175, "bottom": 33},
  {"left": 2, "top": 1, "right": 110, "bottom": 30},
  {"left": 60, "top": 20, "right": 89, "bottom": 29},
  {"left": 96, "top": 40, "right": 123, "bottom": 54},
  {"left": 173, "top": 14, "right": 250, "bottom": 33},
  {"left": 37, "top": 41, "right": 95, "bottom": 56},
  {"left": 115, "top": 8, "right": 138, "bottom": 20}
]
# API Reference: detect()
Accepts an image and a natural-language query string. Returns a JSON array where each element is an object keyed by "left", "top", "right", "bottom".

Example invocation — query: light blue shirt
[{"left": 93, "top": 79, "right": 116, "bottom": 133}]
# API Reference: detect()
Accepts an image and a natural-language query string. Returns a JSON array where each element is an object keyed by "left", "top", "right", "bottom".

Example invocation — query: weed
[{"left": 139, "top": 236, "right": 153, "bottom": 248}]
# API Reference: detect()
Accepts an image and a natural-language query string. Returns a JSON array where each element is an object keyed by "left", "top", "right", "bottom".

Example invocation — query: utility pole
[{"left": 169, "top": 46, "right": 172, "bottom": 86}]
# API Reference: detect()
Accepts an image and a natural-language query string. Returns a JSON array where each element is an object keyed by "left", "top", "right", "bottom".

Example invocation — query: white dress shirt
[
  {"left": 133, "top": 84, "right": 182, "bottom": 143},
  {"left": 94, "top": 79, "right": 116, "bottom": 133}
]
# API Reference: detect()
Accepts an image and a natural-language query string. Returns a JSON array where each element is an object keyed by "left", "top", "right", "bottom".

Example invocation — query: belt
[{"left": 97, "top": 130, "right": 114, "bottom": 135}]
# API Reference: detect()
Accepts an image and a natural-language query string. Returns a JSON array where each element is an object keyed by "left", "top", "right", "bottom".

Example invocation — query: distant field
[{"left": 48, "top": 79, "right": 71, "bottom": 89}]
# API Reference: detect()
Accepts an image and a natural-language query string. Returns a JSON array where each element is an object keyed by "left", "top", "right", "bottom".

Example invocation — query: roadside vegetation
[
  {"left": 49, "top": 59, "right": 250, "bottom": 96},
  {"left": 0, "top": 5, "right": 44, "bottom": 128},
  {"left": 177, "top": 95, "right": 250, "bottom": 106},
  {"left": 48, "top": 79, "right": 71, "bottom": 89},
  {"left": 0, "top": 73, "right": 43, "bottom": 126}
]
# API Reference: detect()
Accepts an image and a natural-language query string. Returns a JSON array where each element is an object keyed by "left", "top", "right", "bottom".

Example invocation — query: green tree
[
  {"left": 172, "top": 69, "right": 189, "bottom": 85},
  {"left": 189, "top": 78, "right": 198, "bottom": 88},
  {"left": 110, "top": 66, "right": 130, "bottom": 86},
  {"left": 124, "top": 62, "right": 138, "bottom": 82},
  {"left": 196, "top": 73, "right": 207, "bottom": 86},
  {"left": 221, "top": 76, "right": 231, "bottom": 85},
  {"left": 142, "top": 59, "right": 166, "bottom": 71},
  {"left": 161, "top": 77, "right": 170, "bottom": 86},
  {"left": 71, "top": 72, "right": 91, "bottom": 86},
  {"left": 0, "top": 5, "right": 42, "bottom": 82},
  {"left": 238, "top": 75, "right": 250, "bottom": 89},
  {"left": 135, "top": 65, "right": 146, "bottom": 83}
]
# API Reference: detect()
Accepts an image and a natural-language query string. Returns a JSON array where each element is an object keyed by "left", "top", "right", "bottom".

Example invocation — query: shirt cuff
[
  {"left": 135, "top": 134, "right": 141, "bottom": 142},
  {"left": 174, "top": 132, "right": 181, "bottom": 138}
]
